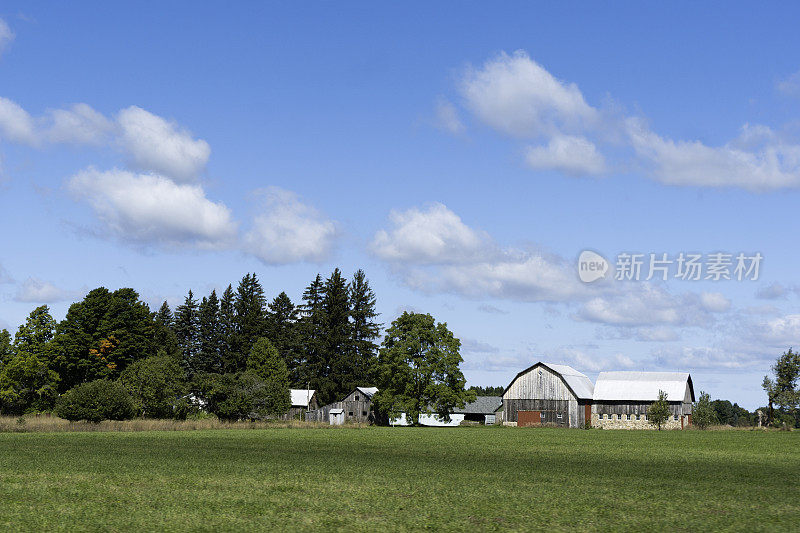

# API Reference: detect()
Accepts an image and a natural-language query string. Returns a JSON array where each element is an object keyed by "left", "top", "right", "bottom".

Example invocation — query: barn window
[
  {"left": 348, "top": 412, "right": 353, "bottom": 416},
  {"left": 355, "top": 395, "right": 360, "bottom": 401},
  {"left": 362, "top": 411, "right": 367, "bottom": 416}
]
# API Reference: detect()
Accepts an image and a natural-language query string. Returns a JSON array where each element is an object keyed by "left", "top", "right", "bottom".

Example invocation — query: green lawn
[{"left": 0, "top": 427, "right": 797, "bottom": 532}]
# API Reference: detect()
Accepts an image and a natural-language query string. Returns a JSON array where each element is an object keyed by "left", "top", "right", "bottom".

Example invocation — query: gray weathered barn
[
  {"left": 592, "top": 371, "right": 694, "bottom": 429},
  {"left": 340, "top": 387, "right": 378, "bottom": 423},
  {"left": 502, "top": 362, "right": 594, "bottom": 428},
  {"left": 305, "top": 386, "right": 378, "bottom": 424},
  {"left": 285, "top": 389, "right": 319, "bottom": 420}
]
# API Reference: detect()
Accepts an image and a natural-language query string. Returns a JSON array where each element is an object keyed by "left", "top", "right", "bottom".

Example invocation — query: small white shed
[{"left": 329, "top": 408, "right": 345, "bottom": 426}]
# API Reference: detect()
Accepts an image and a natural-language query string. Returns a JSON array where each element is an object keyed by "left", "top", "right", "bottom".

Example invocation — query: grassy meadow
[{"left": 0, "top": 425, "right": 797, "bottom": 532}]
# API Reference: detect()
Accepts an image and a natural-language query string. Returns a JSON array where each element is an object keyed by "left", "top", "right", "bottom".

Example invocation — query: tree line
[{"left": 0, "top": 268, "right": 474, "bottom": 423}]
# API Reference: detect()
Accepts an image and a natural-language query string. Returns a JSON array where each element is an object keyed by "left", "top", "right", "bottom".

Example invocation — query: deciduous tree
[{"left": 372, "top": 312, "right": 475, "bottom": 425}]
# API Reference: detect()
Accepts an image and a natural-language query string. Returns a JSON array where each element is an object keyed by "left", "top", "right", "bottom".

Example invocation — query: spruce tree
[
  {"left": 298, "top": 274, "right": 325, "bottom": 391},
  {"left": 320, "top": 268, "right": 352, "bottom": 404},
  {"left": 232, "top": 273, "right": 267, "bottom": 371},
  {"left": 174, "top": 290, "right": 200, "bottom": 377},
  {"left": 198, "top": 290, "right": 222, "bottom": 373},
  {"left": 155, "top": 301, "right": 174, "bottom": 329},
  {"left": 349, "top": 269, "right": 381, "bottom": 387},
  {"left": 153, "top": 301, "right": 180, "bottom": 357},
  {"left": 266, "top": 292, "right": 302, "bottom": 385},
  {"left": 246, "top": 338, "right": 291, "bottom": 418},
  {"left": 218, "top": 284, "right": 236, "bottom": 372}
]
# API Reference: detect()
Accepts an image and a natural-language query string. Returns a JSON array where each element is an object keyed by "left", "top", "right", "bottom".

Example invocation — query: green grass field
[{"left": 0, "top": 426, "right": 797, "bottom": 532}]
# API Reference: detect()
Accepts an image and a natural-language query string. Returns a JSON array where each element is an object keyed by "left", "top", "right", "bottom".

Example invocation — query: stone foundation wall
[{"left": 592, "top": 413, "right": 689, "bottom": 430}]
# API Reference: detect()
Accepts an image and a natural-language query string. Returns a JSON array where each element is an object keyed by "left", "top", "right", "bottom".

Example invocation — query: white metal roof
[
  {"left": 593, "top": 372, "right": 692, "bottom": 402},
  {"left": 290, "top": 389, "right": 316, "bottom": 408},
  {"left": 541, "top": 362, "right": 595, "bottom": 400},
  {"left": 356, "top": 387, "right": 378, "bottom": 398}
]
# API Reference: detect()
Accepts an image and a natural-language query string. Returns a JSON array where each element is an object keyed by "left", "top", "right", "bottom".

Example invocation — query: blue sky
[{"left": 2, "top": 3, "right": 800, "bottom": 408}]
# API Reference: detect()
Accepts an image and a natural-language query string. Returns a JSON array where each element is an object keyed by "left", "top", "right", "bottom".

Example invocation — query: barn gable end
[{"left": 502, "top": 362, "right": 593, "bottom": 428}]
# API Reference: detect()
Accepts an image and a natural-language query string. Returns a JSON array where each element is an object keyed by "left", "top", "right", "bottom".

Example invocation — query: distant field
[{"left": 0, "top": 427, "right": 797, "bottom": 532}]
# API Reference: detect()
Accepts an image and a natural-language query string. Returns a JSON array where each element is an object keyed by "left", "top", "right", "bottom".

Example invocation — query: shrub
[
  {"left": 55, "top": 380, "right": 136, "bottom": 422},
  {"left": 193, "top": 372, "right": 280, "bottom": 421}
]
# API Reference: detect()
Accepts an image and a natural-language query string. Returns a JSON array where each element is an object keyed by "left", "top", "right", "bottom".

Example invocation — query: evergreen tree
[
  {"left": 153, "top": 301, "right": 179, "bottom": 357},
  {"left": 266, "top": 291, "right": 302, "bottom": 385},
  {"left": 198, "top": 290, "right": 222, "bottom": 373},
  {"left": 155, "top": 301, "right": 174, "bottom": 329},
  {"left": 174, "top": 290, "right": 200, "bottom": 377},
  {"left": 0, "top": 329, "right": 12, "bottom": 368},
  {"left": 218, "top": 284, "right": 237, "bottom": 373},
  {"left": 319, "top": 268, "right": 352, "bottom": 404},
  {"left": 298, "top": 274, "right": 325, "bottom": 389},
  {"left": 232, "top": 273, "right": 267, "bottom": 371},
  {"left": 349, "top": 269, "right": 381, "bottom": 387}
]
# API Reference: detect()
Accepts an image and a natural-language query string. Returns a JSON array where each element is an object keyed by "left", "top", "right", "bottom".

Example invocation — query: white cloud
[
  {"left": 117, "top": 106, "right": 210, "bottom": 181},
  {"left": 0, "top": 18, "right": 14, "bottom": 58},
  {"left": 525, "top": 135, "right": 606, "bottom": 175},
  {"left": 461, "top": 50, "right": 597, "bottom": 138},
  {"left": 754, "top": 314, "right": 800, "bottom": 347},
  {"left": 433, "top": 99, "right": 465, "bottom": 134},
  {"left": 651, "top": 345, "right": 767, "bottom": 370},
  {"left": 372, "top": 203, "right": 492, "bottom": 265},
  {"left": 0, "top": 97, "right": 36, "bottom": 144},
  {"left": 549, "top": 347, "right": 637, "bottom": 373},
  {"left": 700, "top": 292, "right": 732, "bottom": 313},
  {"left": 452, "top": 50, "right": 800, "bottom": 191},
  {"left": 477, "top": 304, "right": 508, "bottom": 315},
  {"left": 576, "top": 285, "right": 723, "bottom": 328},
  {"left": 68, "top": 168, "right": 237, "bottom": 249},
  {"left": 14, "top": 278, "right": 81, "bottom": 303},
  {"left": 0, "top": 263, "right": 14, "bottom": 284},
  {"left": 626, "top": 119, "right": 800, "bottom": 191},
  {"left": 373, "top": 203, "right": 589, "bottom": 302},
  {"left": 243, "top": 187, "right": 337, "bottom": 264},
  {"left": 777, "top": 70, "right": 800, "bottom": 97},
  {"left": 755, "top": 282, "right": 793, "bottom": 300},
  {"left": 634, "top": 326, "right": 680, "bottom": 342},
  {"left": 45, "top": 103, "right": 114, "bottom": 145}
]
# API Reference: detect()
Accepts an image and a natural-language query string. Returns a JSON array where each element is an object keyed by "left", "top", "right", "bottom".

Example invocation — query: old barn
[
  {"left": 340, "top": 387, "right": 378, "bottom": 423},
  {"left": 502, "top": 362, "right": 594, "bottom": 428},
  {"left": 592, "top": 372, "right": 694, "bottom": 429},
  {"left": 286, "top": 389, "right": 319, "bottom": 420}
]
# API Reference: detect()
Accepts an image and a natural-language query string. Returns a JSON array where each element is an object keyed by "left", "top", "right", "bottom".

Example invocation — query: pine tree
[
  {"left": 174, "top": 290, "right": 200, "bottom": 377},
  {"left": 320, "top": 268, "right": 352, "bottom": 404},
  {"left": 218, "top": 285, "right": 237, "bottom": 373},
  {"left": 155, "top": 301, "right": 174, "bottom": 329},
  {"left": 153, "top": 301, "right": 180, "bottom": 357},
  {"left": 198, "top": 290, "right": 221, "bottom": 373},
  {"left": 232, "top": 273, "right": 267, "bottom": 371},
  {"left": 298, "top": 274, "right": 325, "bottom": 391},
  {"left": 349, "top": 269, "right": 381, "bottom": 387},
  {"left": 266, "top": 292, "right": 302, "bottom": 385}
]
